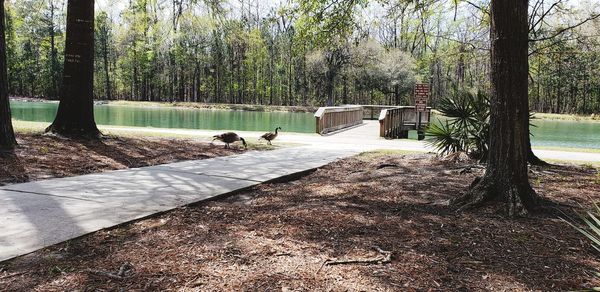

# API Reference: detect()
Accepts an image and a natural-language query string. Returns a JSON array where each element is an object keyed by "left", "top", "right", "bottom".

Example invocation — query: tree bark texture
[
  {"left": 0, "top": 0, "right": 16, "bottom": 151},
  {"left": 452, "top": 0, "right": 539, "bottom": 216},
  {"left": 47, "top": 0, "right": 100, "bottom": 137}
]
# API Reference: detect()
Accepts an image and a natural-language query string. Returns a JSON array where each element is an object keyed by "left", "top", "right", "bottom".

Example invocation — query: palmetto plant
[
  {"left": 563, "top": 203, "right": 600, "bottom": 290},
  {"left": 426, "top": 89, "right": 490, "bottom": 160},
  {"left": 565, "top": 204, "right": 600, "bottom": 253}
]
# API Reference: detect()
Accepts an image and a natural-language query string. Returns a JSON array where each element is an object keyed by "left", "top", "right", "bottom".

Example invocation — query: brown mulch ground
[
  {"left": 1, "top": 153, "right": 600, "bottom": 291},
  {"left": 0, "top": 133, "right": 247, "bottom": 186}
]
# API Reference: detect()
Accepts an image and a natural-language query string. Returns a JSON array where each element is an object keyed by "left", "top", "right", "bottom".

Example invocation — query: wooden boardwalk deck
[{"left": 324, "top": 120, "right": 381, "bottom": 139}]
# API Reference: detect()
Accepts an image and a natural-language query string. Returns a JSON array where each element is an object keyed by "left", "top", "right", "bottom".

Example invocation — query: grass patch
[
  {"left": 100, "top": 126, "right": 211, "bottom": 139},
  {"left": 358, "top": 149, "right": 425, "bottom": 159},
  {"left": 533, "top": 146, "right": 600, "bottom": 154},
  {"left": 533, "top": 112, "right": 600, "bottom": 122},
  {"left": 12, "top": 120, "right": 282, "bottom": 151},
  {"left": 545, "top": 158, "right": 600, "bottom": 168},
  {"left": 12, "top": 120, "right": 47, "bottom": 133},
  {"left": 0, "top": 133, "right": 251, "bottom": 185},
  {"left": 11, "top": 120, "right": 213, "bottom": 139}
]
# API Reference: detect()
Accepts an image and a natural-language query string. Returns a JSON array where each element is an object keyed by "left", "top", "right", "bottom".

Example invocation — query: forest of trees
[{"left": 3, "top": 0, "right": 599, "bottom": 113}]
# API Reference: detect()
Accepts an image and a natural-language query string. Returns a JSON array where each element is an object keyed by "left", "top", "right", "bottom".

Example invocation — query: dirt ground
[
  {"left": 1, "top": 152, "right": 599, "bottom": 291},
  {"left": 0, "top": 133, "right": 248, "bottom": 186}
]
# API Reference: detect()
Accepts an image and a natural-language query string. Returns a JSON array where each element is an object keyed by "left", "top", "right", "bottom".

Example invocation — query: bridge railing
[
  {"left": 315, "top": 105, "right": 364, "bottom": 134},
  {"left": 362, "top": 105, "right": 399, "bottom": 120},
  {"left": 379, "top": 106, "right": 432, "bottom": 139}
]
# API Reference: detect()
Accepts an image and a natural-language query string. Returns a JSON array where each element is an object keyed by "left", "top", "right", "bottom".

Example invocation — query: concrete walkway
[
  {"left": 0, "top": 147, "right": 359, "bottom": 262},
  {"left": 2, "top": 121, "right": 599, "bottom": 262}
]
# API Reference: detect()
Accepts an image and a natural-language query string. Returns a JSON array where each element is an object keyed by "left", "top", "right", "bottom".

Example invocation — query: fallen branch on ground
[
  {"left": 376, "top": 164, "right": 399, "bottom": 170},
  {"left": 85, "top": 262, "right": 133, "bottom": 280},
  {"left": 84, "top": 269, "right": 124, "bottom": 280},
  {"left": 0, "top": 271, "right": 27, "bottom": 280},
  {"left": 117, "top": 262, "right": 133, "bottom": 277},
  {"left": 323, "top": 246, "right": 392, "bottom": 267}
]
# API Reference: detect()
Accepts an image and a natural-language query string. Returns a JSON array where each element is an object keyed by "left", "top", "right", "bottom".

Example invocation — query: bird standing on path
[
  {"left": 259, "top": 127, "right": 282, "bottom": 145},
  {"left": 212, "top": 132, "right": 247, "bottom": 149}
]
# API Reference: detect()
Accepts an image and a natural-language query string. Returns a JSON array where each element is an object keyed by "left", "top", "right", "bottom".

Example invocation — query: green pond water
[
  {"left": 9, "top": 101, "right": 600, "bottom": 150},
  {"left": 10, "top": 101, "right": 315, "bottom": 134}
]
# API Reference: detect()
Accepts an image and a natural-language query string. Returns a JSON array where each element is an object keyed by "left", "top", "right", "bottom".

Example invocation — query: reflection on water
[
  {"left": 10, "top": 101, "right": 316, "bottom": 133},
  {"left": 9, "top": 101, "right": 600, "bottom": 149},
  {"left": 530, "top": 119, "right": 600, "bottom": 149},
  {"left": 428, "top": 115, "right": 600, "bottom": 150}
]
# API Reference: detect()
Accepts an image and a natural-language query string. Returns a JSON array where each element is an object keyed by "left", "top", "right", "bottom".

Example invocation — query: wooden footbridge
[{"left": 314, "top": 105, "right": 432, "bottom": 140}]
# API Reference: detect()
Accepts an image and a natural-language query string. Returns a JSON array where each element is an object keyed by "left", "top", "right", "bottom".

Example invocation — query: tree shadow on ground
[
  {"left": 0, "top": 133, "right": 239, "bottom": 185},
  {"left": 1, "top": 154, "right": 599, "bottom": 291},
  {"left": 0, "top": 149, "right": 30, "bottom": 185},
  {"left": 214, "top": 156, "right": 600, "bottom": 290}
]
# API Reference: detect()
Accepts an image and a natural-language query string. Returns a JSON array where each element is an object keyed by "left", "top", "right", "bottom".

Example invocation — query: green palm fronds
[
  {"left": 426, "top": 89, "right": 490, "bottom": 160},
  {"left": 564, "top": 203, "right": 600, "bottom": 253},
  {"left": 425, "top": 120, "right": 464, "bottom": 155}
]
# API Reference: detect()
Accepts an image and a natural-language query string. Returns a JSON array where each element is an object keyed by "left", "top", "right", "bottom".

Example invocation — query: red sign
[{"left": 414, "top": 83, "right": 430, "bottom": 112}]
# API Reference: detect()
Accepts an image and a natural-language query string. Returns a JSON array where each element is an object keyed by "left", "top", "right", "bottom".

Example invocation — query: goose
[
  {"left": 212, "top": 132, "right": 247, "bottom": 149},
  {"left": 259, "top": 127, "right": 282, "bottom": 145}
]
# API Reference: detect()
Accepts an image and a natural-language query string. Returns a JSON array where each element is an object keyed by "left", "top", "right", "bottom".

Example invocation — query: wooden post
[{"left": 315, "top": 116, "right": 321, "bottom": 134}]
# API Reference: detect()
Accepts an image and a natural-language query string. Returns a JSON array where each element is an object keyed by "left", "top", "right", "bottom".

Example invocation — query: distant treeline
[{"left": 4, "top": 0, "right": 600, "bottom": 114}]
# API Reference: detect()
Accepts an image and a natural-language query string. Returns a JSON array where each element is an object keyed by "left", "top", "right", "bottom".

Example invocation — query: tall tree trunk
[
  {"left": 46, "top": 0, "right": 99, "bottom": 137},
  {"left": 0, "top": 0, "right": 16, "bottom": 151},
  {"left": 179, "top": 65, "right": 185, "bottom": 101},
  {"left": 452, "top": 0, "right": 538, "bottom": 216},
  {"left": 325, "top": 70, "right": 334, "bottom": 106},
  {"left": 302, "top": 46, "right": 308, "bottom": 105},
  {"left": 342, "top": 74, "right": 348, "bottom": 104},
  {"left": 102, "top": 31, "right": 111, "bottom": 100},
  {"left": 49, "top": 0, "right": 59, "bottom": 99},
  {"left": 287, "top": 39, "right": 293, "bottom": 106},
  {"left": 133, "top": 46, "right": 140, "bottom": 100},
  {"left": 269, "top": 47, "right": 274, "bottom": 105}
]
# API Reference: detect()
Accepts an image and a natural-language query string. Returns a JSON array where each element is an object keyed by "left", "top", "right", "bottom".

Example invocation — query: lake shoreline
[
  {"left": 9, "top": 96, "right": 319, "bottom": 113},
  {"left": 11, "top": 96, "right": 600, "bottom": 120},
  {"left": 11, "top": 120, "right": 600, "bottom": 164},
  {"left": 533, "top": 112, "right": 600, "bottom": 122},
  {"left": 108, "top": 100, "right": 320, "bottom": 113},
  {"left": 9, "top": 99, "right": 600, "bottom": 151}
]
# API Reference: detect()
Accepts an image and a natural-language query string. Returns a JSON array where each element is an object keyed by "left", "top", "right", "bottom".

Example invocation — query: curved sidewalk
[{"left": 0, "top": 146, "right": 359, "bottom": 262}]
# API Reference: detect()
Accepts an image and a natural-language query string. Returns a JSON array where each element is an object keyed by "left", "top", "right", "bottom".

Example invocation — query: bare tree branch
[
  {"left": 529, "top": 0, "right": 563, "bottom": 33},
  {"left": 529, "top": 13, "right": 600, "bottom": 42},
  {"left": 464, "top": 1, "right": 489, "bottom": 15}
]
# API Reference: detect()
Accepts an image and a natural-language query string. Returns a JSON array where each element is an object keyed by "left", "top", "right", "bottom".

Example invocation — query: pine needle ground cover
[
  {"left": 1, "top": 153, "right": 599, "bottom": 290},
  {"left": 0, "top": 134, "right": 247, "bottom": 186}
]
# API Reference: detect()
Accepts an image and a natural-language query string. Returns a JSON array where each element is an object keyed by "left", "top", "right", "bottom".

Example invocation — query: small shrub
[{"left": 426, "top": 89, "right": 489, "bottom": 160}]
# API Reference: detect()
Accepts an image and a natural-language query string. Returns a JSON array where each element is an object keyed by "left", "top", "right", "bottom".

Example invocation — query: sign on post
[
  {"left": 414, "top": 83, "right": 430, "bottom": 141},
  {"left": 414, "top": 83, "right": 430, "bottom": 112}
]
